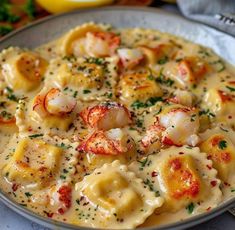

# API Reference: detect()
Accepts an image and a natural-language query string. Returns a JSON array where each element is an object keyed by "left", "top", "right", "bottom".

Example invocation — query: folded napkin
[{"left": 177, "top": 0, "right": 235, "bottom": 37}]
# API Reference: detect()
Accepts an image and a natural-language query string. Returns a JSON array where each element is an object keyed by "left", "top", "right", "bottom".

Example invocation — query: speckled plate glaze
[{"left": 0, "top": 6, "right": 235, "bottom": 230}]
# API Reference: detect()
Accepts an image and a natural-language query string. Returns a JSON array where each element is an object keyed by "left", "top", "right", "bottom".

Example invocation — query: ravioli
[
  {"left": 73, "top": 160, "right": 163, "bottom": 229},
  {"left": 0, "top": 47, "right": 48, "bottom": 92},
  {"left": 44, "top": 56, "right": 118, "bottom": 101},
  {"left": 199, "top": 125, "right": 235, "bottom": 198},
  {"left": 1, "top": 134, "right": 78, "bottom": 189},
  {"left": 202, "top": 89, "right": 235, "bottom": 127},
  {"left": 129, "top": 146, "right": 222, "bottom": 225}
]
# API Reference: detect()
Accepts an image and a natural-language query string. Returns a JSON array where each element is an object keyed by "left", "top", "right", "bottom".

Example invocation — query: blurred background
[{"left": 0, "top": 0, "right": 176, "bottom": 37}]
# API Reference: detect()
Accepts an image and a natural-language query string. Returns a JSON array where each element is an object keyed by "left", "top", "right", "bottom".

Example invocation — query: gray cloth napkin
[{"left": 177, "top": 0, "right": 235, "bottom": 37}]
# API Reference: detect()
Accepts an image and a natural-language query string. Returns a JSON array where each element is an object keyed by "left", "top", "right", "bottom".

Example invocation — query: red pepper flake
[
  {"left": 169, "top": 158, "right": 182, "bottom": 171},
  {"left": 12, "top": 183, "right": 19, "bottom": 192},
  {"left": 206, "top": 207, "right": 211, "bottom": 211},
  {"left": 210, "top": 180, "right": 217, "bottom": 187},
  {"left": 47, "top": 212, "right": 53, "bottom": 218},
  {"left": 207, "top": 155, "right": 212, "bottom": 160},
  {"left": 228, "top": 115, "right": 232, "bottom": 119},
  {"left": 179, "top": 152, "right": 184, "bottom": 155},
  {"left": 58, "top": 208, "right": 65, "bottom": 215},
  {"left": 151, "top": 171, "right": 158, "bottom": 177},
  {"left": 206, "top": 164, "right": 212, "bottom": 170},
  {"left": 224, "top": 182, "right": 231, "bottom": 186}
]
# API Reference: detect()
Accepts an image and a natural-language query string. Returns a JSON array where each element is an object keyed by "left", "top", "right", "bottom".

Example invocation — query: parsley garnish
[
  {"left": 28, "top": 133, "right": 43, "bottom": 139},
  {"left": 226, "top": 86, "right": 235, "bottom": 92},
  {"left": 212, "top": 59, "right": 225, "bottom": 73},
  {"left": 143, "top": 178, "right": 160, "bottom": 197},
  {"left": 5, "top": 87, "right": 18, "bottom": 102},
  {"left": 137, "top": 157, "right": 152, "bottom": 171},
  {"left": 73, "top": 91, "right": 78, "bottom": 98},
  {"left": 83, "top": 89, "right": 91, "bottom": 94},
  {"left": 131, "top": 97, "right": 163, "bottom": 109},
  {"left": 190, "top": 114, "right": 197, "bottom": 122},
  {"left": 25, "top": 192, "right": 32, "bottom": 197},
  {"left": 186, "top": 202, "right": 195, "bottom": 214},
  {"left": 218, "top": 140, "right": 227, "bottom": 150},
  {"left": 199, "top": 109, "right": 215, "bottom": 118},
  {"left": 157, "top": 56, "right": 169, "bottom": 65},
  {"left": 0, "top": 110, "right": 13, "bottom": 120},
  {"left": 85, "top": 57, "right": 104, "bottom": 65},
  {"left": 57, "top": 142, "right": 72, "bottom": 150},
  {"left": 156, "top": 68, "right": 174, "bottom": 86},
  {"left": 147, "top": 68, "right": 154, "bottom": 80}
]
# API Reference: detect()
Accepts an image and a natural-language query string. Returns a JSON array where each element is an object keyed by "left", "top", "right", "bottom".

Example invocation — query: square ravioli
[
  {"left": 1, "top": 134, "right": 78, "bottom": 189},
  {"left": 44, "top": 55, "right": 118, "bottom": 102},
  {"left": 129, "top": 146, "right": 222, "bottom": 215},
  {"left": 2, "top": 136, "right": 62, "bottom": 188},
  {"left": 74, "top": 160, "right": 163, "bottom": 229},
  {"left": 199, "top": 125, "right": 235, "bottom": 191}
]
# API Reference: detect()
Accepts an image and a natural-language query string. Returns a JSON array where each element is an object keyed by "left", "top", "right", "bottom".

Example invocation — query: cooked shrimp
[
  {"left": 141, "top": 122, "right": 164, "bottom": 150},
  {"left": 176, "top": 57, "right": 210, "bottom": 87},
  {"left": 117, "top": 48, "right": 144, "bottom": 69},
  {"left": 78, "top": 128, "right": 134, "bottom": 155},
  {"left": 160, "top": 107, "right": 200, "bottom": 146},
  {"left": 80, "top": 102, "right": 131, "bottom": 130},
  {"left": 84, "top": 31, "right": 120, "bottom": 57},
  {"left": 142, "top": 106, "right": 200, "bottom": 149},
  {"left": 33, "top": 88, "right": 77, "bottom": 117}
]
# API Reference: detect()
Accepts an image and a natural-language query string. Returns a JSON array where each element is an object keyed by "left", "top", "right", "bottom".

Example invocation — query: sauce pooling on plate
[{"left": 0, "top": 22, "right": 235, "bottom": 229}]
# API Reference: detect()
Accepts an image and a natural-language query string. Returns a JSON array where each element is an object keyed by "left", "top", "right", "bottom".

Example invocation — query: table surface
[{"left": 0, "top": 3, "right": 234, "bottom": 230}]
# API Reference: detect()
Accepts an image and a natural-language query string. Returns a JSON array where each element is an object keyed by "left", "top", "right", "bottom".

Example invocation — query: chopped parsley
[
  {"left": 5, "top": 87, "right": 18, "bottom": 102},
  {"left": 60, "top": 175, "right": 66, "bottom": 180},
  {"left": 25, "top": 192, "right": 32, "bottom": 197},
  {"left": 136, "top": 119, "right": 143, "bottom": 128},
  {"left": 143, "top": 178, "right": 160, "bottom": 197},
  {"left": 226, "top": 86, "right": 235, "bottom": 92},
  {"left": 199, "top": 109, "right": 215, "bottom": 118},
  {"left": 0, "top": 110, "right": 13, "bottom": 120},
  {"left": 231, "top": 188, "right": 235, "bottom": 192},
  {"left": 73, "top": 91, "right": 78, "bottom": 98},
  {"left": 147, "top": 68, "right": 154, "bottom": 80},
  {"left": 28, "top": 133, "right": 43, "bottom": 139},
  {"left": 137, "top": 157, "right": 152, "bottom": 171},
  {"left": 157, "top": 56, "right": 169, "bottom": 65},
  {"left": 186, "top": 202, "right": 195, "bottom": 214},
  {"left": 131, "top": 97, "right": 163, "bottom": 109},
  {"left": 218, "top": 140, "right": 227, "bottom": 150},
  {"left": 57, "top": 142, "right": 72, "bottom": 150},
  {"left": 156, "top": 68, "right": 174, "bottom": 86},
  {"left": 190, "top": 114, "right": 197, "bottom": 122},
  {"left": 212, "top": 59, "right": 225, "bottom": 73},
  {"left": 83, "top": 89, "right": 91, "bottom": 94},
  {"left": 85, "top": 57, "right": 105, "bottom": 65}
]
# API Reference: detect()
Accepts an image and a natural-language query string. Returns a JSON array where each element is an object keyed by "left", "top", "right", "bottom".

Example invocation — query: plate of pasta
[{"left": 0, "top": 6, "right": 235, "bottom": 230}]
